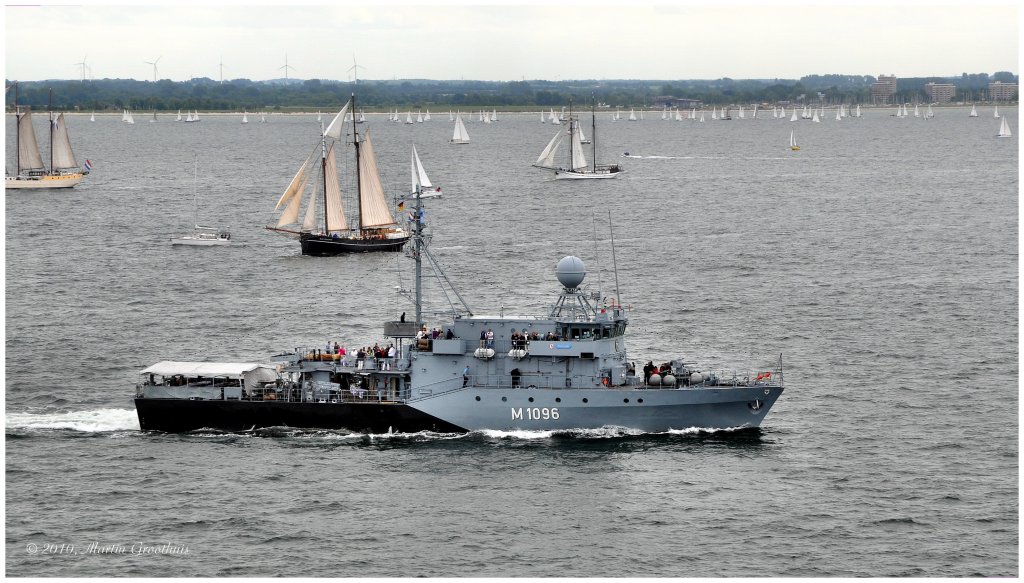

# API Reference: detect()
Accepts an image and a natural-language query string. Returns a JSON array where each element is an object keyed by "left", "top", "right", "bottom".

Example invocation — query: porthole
[
  {"left": 501, "top": 396, "right": 507, "bottom": 402},
  {"left": 637, "top": 398, "right": 644, "bottom": 403},
  {"left": 582, "top": 398, "right": 588, "bottom": 403},
  {"left": 623, "top": 398, "right": 629, "bottom": 403},
  {"left": 555, "top": 397, "right": 561, "bottom": 403},
  {"left": 528, "top": 397, "right": 534, "bottom": 403},
  {"left": 475, "top": 396, "right": 480, "bottom": 401}
]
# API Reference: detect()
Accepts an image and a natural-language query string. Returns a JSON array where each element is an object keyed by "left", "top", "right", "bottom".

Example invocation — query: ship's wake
[{"left": 6, "top": 408, "right": 141, "bottom": 434}]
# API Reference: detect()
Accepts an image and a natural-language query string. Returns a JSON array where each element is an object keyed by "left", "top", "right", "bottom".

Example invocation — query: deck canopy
[{"left": 140, "top": 361, "right": 278, "bottom": 382}]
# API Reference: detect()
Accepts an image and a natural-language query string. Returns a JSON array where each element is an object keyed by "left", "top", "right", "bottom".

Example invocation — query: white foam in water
[
  {"left": 479, "top": 428, "right": 556, "bottom": 440},
  {"left": 6, "top": 408, "right": 141, "bottom": 432}
]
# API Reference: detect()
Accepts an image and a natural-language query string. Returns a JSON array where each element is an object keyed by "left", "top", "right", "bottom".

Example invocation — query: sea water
[{"left": 5, "top": 107, "right": 1018, "bottom": 576}]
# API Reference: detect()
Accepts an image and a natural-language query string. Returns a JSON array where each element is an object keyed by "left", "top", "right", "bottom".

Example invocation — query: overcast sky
[{"left": 4, "top": 1, "right": 1019, "bottom": 83}]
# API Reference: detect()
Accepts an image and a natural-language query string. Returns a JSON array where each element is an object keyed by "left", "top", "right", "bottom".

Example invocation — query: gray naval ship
[{"left": 135, "top": 189, "right": 785, "bottom": 434}]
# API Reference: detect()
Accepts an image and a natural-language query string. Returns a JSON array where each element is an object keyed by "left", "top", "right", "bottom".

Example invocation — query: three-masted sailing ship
[
  {"left": 267, "top": 95, "right": 409, "bottom": 255},
  {"left": 533, "top": 98, "right": 621, "bottom": 180},
  {"left": 6, "top": 85, "right": 86, "bottom": 190}
]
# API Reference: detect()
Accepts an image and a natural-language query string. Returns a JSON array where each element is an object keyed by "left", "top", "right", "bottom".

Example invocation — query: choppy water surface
[{"left": 6, "top": 107, "right": 1018, "bottom": 576}]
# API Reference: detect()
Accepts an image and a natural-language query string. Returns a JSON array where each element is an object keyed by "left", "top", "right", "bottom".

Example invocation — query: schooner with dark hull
[{"left": 267, "top": 95, "right": 409, "bottom": 255}]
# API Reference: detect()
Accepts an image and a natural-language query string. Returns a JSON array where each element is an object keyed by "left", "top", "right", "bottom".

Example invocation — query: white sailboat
[
  {"left": 424, "top": 109, "right": 431, "bottom": 121},
  {"left": 790, "top": 109, "right": 798, "bottom": 122},
  {"left": 533, "top": 99, "right": 621, "bottom": 180},
  {"left": 789, "top": 129, "right": 800, "bottom": 151},
  {"left": 926, "top": 104, "right": 934, "bottom": 119},
  {"left": 6, "top": 85, "right": 86, "bottom": 190},
  {"left": 969, "top": 104, "right": 978, "bottom": 117},
  {"left": 150, "top": 111, "right": 157, "bottom": 123},
  {"left": 628, "top": 109, "right": 637, "bottom": 121},
  {"left": 410, "top": 145, "right": 442, "bottom": 199},
  {"left": 997, "top": 116, "right": 1012, "bottom": 138},
  {"left": 241, "top": 111, "right": 249, "bottom": 124},
  {"left": 993, "top": 105, "right": 1000, "bottom": 119},
  {"left": 260, "top": 112, "right": 268, "bottom": 123},
  {"left": 90, "top": 112, "right": 95, "bottom": 122},
  {"left": 176, "top": 109, "right": 182, "bottom": 122},
  {"left": 405, "top": 112, "right": 414, "bottom": 124},
  {"left": 172, "top": 155, "right": 232, "bottom": 246},
  {"left": 450, "top": 113, "right": 470, "bottom": 144},
  {"left": 267, "top": 96, "right": 409, "bottom": 255}
]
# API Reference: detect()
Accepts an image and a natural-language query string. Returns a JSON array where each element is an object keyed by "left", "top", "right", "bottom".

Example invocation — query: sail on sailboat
[
  {"left": 266, "top": 96, "right": 410, "bottom": 255},
  {"left": 969, "top": 104, "right": 978, "bottom": 117},
  {"left": 532, "top": 99, "right": 621, "bottom": 180},
  {"left": 411, "top": 145, "right": 442, "bottom": 199},
  {"left": 997, "top": 115, "right": 1012, "bottom": 138},
  {"left": 6, "top": 85, "right": 86, "bottom": 190},
  {"left": 789, "top": 130, "right": 800, "bottom": 151},
  {"left": 450, "top": 113, "right": 470, "bottom": 144}
]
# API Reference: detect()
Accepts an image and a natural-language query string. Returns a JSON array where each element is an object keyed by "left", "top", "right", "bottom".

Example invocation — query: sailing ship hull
[
  {"left": 300, "top": 233, "right": 410, "bottom": 255},
  {"left": 135, "top": 385, "right": 782, "bottom": 434},
  {"left": 5, "top": 174, "right": 83, "bottom": 189},
  {"left": 554, "top": 170, "right": 621, "bottom": 180}
]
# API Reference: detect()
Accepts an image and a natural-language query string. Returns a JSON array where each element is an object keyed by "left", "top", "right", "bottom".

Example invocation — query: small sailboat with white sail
[
  {"left": 241, "top": 111, "right": 249, "bottom": 124},
  {"left": 176, "top": 109, "right": 183, "bottom": 122},
  {"left": 969, "top": 104, "right": 978, "bottom": 117},
  {"left": 172, "top": 155, "right": 232, "bottom": 246},
  {"left": 450, "top": 113, "right": 470, "bottom": 144},
  {"left": 267, "top": 95, "right": 410, "bottom": 255},
  {"left": 789, "top": 130, "right": 800, "bottom": 151},
  {"left": 410, "top": 145, "right": 442, "bottom": 199},
  {"left": 997, "top": 115, "right": 1012, "bottom": 138},
  {"left": 533, "top": 98, "right": 621, "bottom": 180},
  {"left": 6, "top": 85, "right": 86, "bottom": 190}
]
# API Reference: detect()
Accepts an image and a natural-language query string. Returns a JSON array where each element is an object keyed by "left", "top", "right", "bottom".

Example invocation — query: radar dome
[{"left": 555, "top": 256, "right": 586, "bottom": 289}]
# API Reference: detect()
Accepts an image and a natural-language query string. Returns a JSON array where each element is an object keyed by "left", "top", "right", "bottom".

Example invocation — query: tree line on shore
[{"left": 5, "top": 72, "right": 1017, "bottom": 112}]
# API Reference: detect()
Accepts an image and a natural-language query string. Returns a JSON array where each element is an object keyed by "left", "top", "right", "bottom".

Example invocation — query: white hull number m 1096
[{"left": 511, "top": 407, "right": 559, "bottom": 421}]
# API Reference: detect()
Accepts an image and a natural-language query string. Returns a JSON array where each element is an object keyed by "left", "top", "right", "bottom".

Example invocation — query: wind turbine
[
  {"left": 144, "top": 56, "right": 162, "bottom": 82},
  {"left": 348, "top": 54, "right": 365, "bottom": 85},
  {"left": 278, "top": 53, "right": 295, "bottom": 81},
  {"left": 74, "top": 55, "right": 88, "bottom": 82}
]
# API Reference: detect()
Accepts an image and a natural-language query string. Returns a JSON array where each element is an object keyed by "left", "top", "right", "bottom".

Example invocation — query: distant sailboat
[
  {"left": 90, "top": 112, "right": 95, "bottom": 122},
  {"left": 450, "top": 113, "right": 470, "bottom": 144},
  {"left": 423, "top": 109, "right": 430, "bottom": 121},
  {"left": 410, "top": 145, "right": 442, "bottom": 199},
  {"left": 969, "top": 104, "right": 978, "bottom": 117},
  {"left": 628, "top": 109, "right": 637, "bottom": 121},
  {"left": 789, "top": 130, "right": 800, "bottom": 151},
  {"left": 6, "top": 85, "right": 86, "bottom": 190},
  {"left": 176, "top": 109, "right": 183, "bottom": 122},
  {"left": 533, "top": 98, "right": 621, "bottom": 180},
  {"left": 241, "top": 111, "right": 249, "bottom": 124},
  {"left": 260, "top": 112, "right": 267, "bottom": 123},
  {"left": 416, "top": 111, "right": 423, "bottom": 123},
  {"left": 405, "top": 112, "right": 414, "bottom": 124},
  {"left": 172, "top": 155, "right": 232, "bottom": 246},
  {"left": 997, "top": 116, "right": 1012, "bottom": 138},
  {"left": 267, "top": 96, "right": 409, "bottom": 255},
  {"left": 993, "top": 105, "right": 1000, "bottom": 119},
  {"left": 150, "top": 111, "right": 157, "bottom": 123}
]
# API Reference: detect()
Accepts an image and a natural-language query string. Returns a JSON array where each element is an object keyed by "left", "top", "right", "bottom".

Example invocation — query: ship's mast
[
  {"left": 14, "top": 82, "right": 19, "bottom": 176},
  {"left": 349, "top": 94, "right": 363, "bottom": 233},
  {"left": 319, "top": 120, "right": 328, "bottom": 234},
  {"left": 48, "top": 88, "right": 53, "bottom": 174},
  {"left": 413, "top": 171, "right": 424, "bottom": 329},
  {"left": 591, "top": 95, "right": 597, "bottom": 172},
  {"left": 567, "top": 98, "right": 574, "bottom": 170}
]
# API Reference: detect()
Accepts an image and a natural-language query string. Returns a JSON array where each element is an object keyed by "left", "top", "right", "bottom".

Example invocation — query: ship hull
[
  {"left": 134, "top": 398, "right": 466, "bottom": 433},
  {"left": 134, "top": 385, "right": 782, "bottom": 434},
  {"left": 300, "top": 233, "right": 409, "bottom": 255},
  {"left": 5, "top": 174, "right": 83, "bottom": 189}
]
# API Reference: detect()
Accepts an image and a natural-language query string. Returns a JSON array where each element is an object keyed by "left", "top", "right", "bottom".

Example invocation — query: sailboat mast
[
  {"left": 591, "top": 95, "right": 597, "bottom": 172},
  {"left": 320, "top": 121, "right": 329, "bottom": 234},
  {"left": 48, "top": 88, "right": 53, "bottom": 174},
  {"left": 14, "top": 83, "right": 19, "bottom": 176},
  {"left": 567, "top": 98, "right": 574, "bottom": 170},
  {"left": 192, "top": 154, "right": 199, "bottom": 228},
  {"left": 414, "top": 169, "right": 424, "bottom": 328},
  {"left": 350, "top": 94, "right": 363, "bottom": 233}
]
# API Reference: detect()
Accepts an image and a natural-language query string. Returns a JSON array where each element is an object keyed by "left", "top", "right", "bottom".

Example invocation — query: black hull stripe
[{"left": 134, "top": 399, "right": 466, "bottom": 434}]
